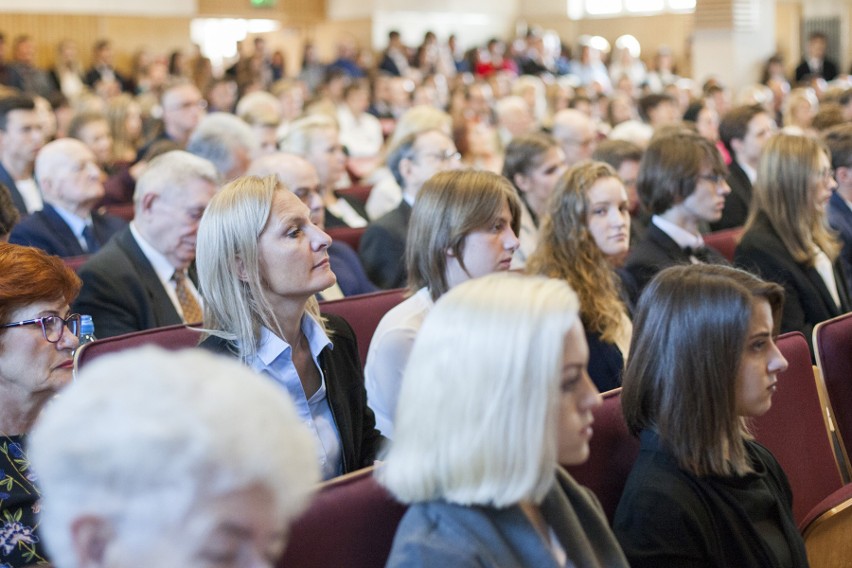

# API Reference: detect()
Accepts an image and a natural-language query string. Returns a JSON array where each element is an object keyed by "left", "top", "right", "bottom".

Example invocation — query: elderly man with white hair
[
  {"left": 247, "top": 152, "right": 377, "bottom": 298},
  {"left": 73, "top": 150, "right": 219, "bottom": 337},
  {"left": 29, "top": 346, "right": 319, "bottom": 568},
  {"left": 9, "top": 138, "right": 126, "bottom": 257},
  {"left": 551, "top": 108, "right": 598, "bottom": 166},
  {"left": 187, "top": 112, "right": 259, "bottom": 182}
]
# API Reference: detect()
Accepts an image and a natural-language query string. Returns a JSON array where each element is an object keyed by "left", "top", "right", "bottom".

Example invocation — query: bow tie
[{"left": 684, "top": 246, "right": 711, "bottom": 262}]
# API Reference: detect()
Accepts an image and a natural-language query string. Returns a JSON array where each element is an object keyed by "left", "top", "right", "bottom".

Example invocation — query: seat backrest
[
  {"left": 63, "top": 254, "right": 90, "bottom": 272},
  {"left": 336, "top": 184, "right": 374, "bottom": 206},
  {"left": 279, "top": 467, "right": 408, "bottom": 568},
  {"left": 99, "top": 203, "right": 135, "bottom": 222},
  {"left": 703, "top": 226, "right": 744, "bottom": 262},
  {"left": 320, "top": 289, "right": 407, "bottom": 366},
  {"left": 751, "top": 332, "right": 847, "bottom": 525},
  {"left": 564, "top": 388, "right": 640, "bottom": 522},
  {"left": 327, "top": 225, "right": 368, "bottom": 252},
  {"left": 814, "top": 312, "right": 852, "bottom": 463},
  {"left": 73, "top": 323, "right": 203, "bottom": 374}
]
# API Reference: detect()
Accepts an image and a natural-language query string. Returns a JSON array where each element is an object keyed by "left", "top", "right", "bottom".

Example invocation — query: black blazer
[
  {"left": 625, "top": 222, "right": 728, "bottom": 293},
  {"left": 359, "top": 200, "right": 411, "bottom": 289},
  {"left": 9, "top": 203, "right": 126, "bottom": 257},
  {"left": 73, "top": 227, "right": 195, "bottom": 338},
  {"left": 734, "top": 212, "right": 850, "bottom": 344},
  {"left": 0, "top": 161, "right": 28, "bottom": 216},
  {"left": 199, "top": 313, "right": 385, "bottom": 474},
  {"left": 795, "top": 57, "right": 838, "bottom": 82},
  {"left": 710, "top": 161, "right": 751, "bottom": 231},
  {"left": 827, "top": 190, "right": 852, "bottom": 298}
]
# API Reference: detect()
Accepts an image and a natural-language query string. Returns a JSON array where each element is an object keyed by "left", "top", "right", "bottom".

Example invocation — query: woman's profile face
[
  {"left": 453, "top": 199, "right": 519, "bottom": 280},
  {"left": 257, "top": 191, "right": 335, "bottom": 303},
  {"left": 0, "top": 299, "right": 77, "bottom": 401},
  {"left": 812, "top": 151, "right": 836, "bottom": 214},
  {"left": 734, "top": 299, "right": 788, "bottom": 417},
  {"left": 557, "top": 323, "right": 601, "bottom": 465},
  {"left": 585, "top": 176, "right": 631, "bottom": 259}
]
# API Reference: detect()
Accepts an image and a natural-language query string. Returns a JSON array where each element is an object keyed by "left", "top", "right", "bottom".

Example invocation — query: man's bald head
[{"left": 36, "top": 138, "right": 104, "bottom": 215}]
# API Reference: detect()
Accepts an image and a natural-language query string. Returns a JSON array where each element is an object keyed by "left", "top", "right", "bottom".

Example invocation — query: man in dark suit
[
  {"left": 83, "top": 39, "right": 129, "bottom": 93},
  {"left": 0, "top": 94, "right": 45, "bottom": 215},
  {"left": 73, "top": 151, "right": 219, "bottom": 338},
  {"left": 378, "top": 30, "right": 409, "bottom": 77},
  {"left": 795, "top": 32, "right": 838, "bottom": 83},
  {"left": 711, "top": 104, "right": 777, "bottom": 231},
  {"left": 824, "top": 124, "right": 852, "bottom": 297},
  {"left": 10, "top": 139, "right": 125, "bottom": 257},
  {"left": 626, "top": 132, "right": 730, "bottom": 292},
  {"left": 360, "top": 129, "right": 460, "bottom": 289}
]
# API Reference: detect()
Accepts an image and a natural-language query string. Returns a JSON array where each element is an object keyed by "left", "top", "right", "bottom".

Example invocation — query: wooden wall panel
[
  {"left": 197, "top": 0, "right": 324, "bottom": 22},
  {"left": 0, "top": 13, "right": 99, "bottom": 67}
]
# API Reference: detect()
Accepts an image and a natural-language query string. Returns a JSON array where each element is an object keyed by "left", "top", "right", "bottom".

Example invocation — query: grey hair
[
  {"left": 379, "top": 272, "right": 581, "bottom": 507},
  {"left": 186, "top": 113, "right": 258, "bottom": 179},
  {"left": 133, "top": 150, "right": 219, "bottom": 210},
  {"left": 29, "top": 346, "right": 319, "bottom": 568},
  {"left": 279, "top": 114, "right": 338, "bottom": 156}
]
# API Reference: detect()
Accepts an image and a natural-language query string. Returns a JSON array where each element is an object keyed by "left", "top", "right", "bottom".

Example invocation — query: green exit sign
[{"left": 251, "top": 0, "right": 276, "bottom": 7}]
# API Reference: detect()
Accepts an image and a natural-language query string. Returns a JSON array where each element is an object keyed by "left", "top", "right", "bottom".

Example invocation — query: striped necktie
[{"left": 172, "top": 270, "right": 202, "bottom": 324}]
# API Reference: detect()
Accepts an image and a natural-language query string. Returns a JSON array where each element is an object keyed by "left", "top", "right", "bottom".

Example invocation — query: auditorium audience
[
  {"left": 360, "top": 128, "right": 460, "bottom": 289},
  {"left": 0, "top": 95, "right": 45, "bottom": 215},
  {"left": 366, "top": 169, "right": 520, "bottom": 438},
  {"left": 0, "top": 241, "right": 81, "bottom": 567},
  {"left": 501, "top": 132, "right": 567, "bottom": 267},
  {"left": 625, "top": 131, "right": 730, "bottom": 291},
  {"left": 734, "top": 133, "right": 849, "bottom": 342},
  {"left": 29, "top": 347, "right": 319, "bottom": 568},
  {"left": 614, "top": 264, "right": 807, "bottom": 567},
  {"left": 197, "top": 174, "right": 383, "bottom": 479},
  {"left": 712, "top": 104, "right": 777, "bottom": 231},
  {"left": 9, "top": 138, "right": 126, "bottom": 257},
  {"left": 379, "top": 272, "right": 629, "bottom": 567},
  {"left": 73, "top": 151, "right": 218, "bottom": 337}
]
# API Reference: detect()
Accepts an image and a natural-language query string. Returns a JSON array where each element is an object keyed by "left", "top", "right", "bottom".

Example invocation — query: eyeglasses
[
  {"left": 698, "top": 174, "right": 726, "bottom": 186},
  {"left": 418, "top": 149, "right": 461, "bottom": 163},
  {"left": 0, "top": 313, "right": 81, "bottom": 343}
]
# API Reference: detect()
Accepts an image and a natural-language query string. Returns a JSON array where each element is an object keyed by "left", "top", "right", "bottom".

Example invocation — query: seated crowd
[{"left": 1, "top": 24, "right": 851, "bottom": 568}]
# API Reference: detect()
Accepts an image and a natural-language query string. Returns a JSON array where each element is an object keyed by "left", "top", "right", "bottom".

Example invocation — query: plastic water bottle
[{"left": 79, "top": 315, "right": 97, "bottom": 346}]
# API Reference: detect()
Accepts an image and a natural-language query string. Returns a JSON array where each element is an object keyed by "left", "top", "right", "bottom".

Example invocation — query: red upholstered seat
[
  {"left": 320, "top": 288, "right": 407, "bottom": 367},
  {"left": 327, "top": 225, "right": 367, "bottom": 252},
  {"left": 751, "top": 331, "right": 852, "bottom": 531},
  {"left": 73, "top": 322, "right": 203, "bottom": 375},
  {"left": 335, "top": 184, "right": 374, "bottom": 206},
  {"left": 279, "top": 466, "right": 408, "bottom": 568},
  {"left": 814, "top": 312, "right": 852, "bottom": 463},
  {"left": 564, "top": 388, "right": 640, "bottom": 523},
  {"left": 98, "top": 203, "right": 135, "bottom": 222},
  {"left": 704, "top": 226, "right": 744, "bottom": 262}
]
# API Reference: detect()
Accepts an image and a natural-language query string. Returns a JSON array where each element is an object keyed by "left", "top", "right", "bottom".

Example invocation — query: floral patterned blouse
[{"left": 0, "top": 436, "right": 46, "bottom": 568}]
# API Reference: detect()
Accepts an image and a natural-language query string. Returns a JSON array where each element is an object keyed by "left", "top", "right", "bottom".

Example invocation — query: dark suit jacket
[
  {"left": 9, "top": 203, "right": 126, "bottom": 257},
  {"left": 83, "top": 66, "right": 130, "bottom": 91},
  {"left": 0, "top": 161, "right": 28, "bottom": 216},
  {"left": 587, "top": 330, "right": 624, "bottom": 393},
  {"left": 359, "top": 200, "right": 411, "bottom": 289},
  {"left": 710, "top": 161, "right": 751, "bottom": 231},
  {"left": 73, "top": 227, "right": 194, "bottom": 338},
  {"left": 328, "top": 241, "right": 378, "bottom": 296},
  {"left": 827, "top": 190, "right": 852, "bottom": 298},
  {"left": 199, "top": 313, "right": 385, "bottom": 474},
  {"left": 795, "top": 57, "right": 838, "bottom": 82},
  {"left": 625, "top": 221, "right": 728, "bottom": 293},
  {"left": 734, "top": 212, "right": 850, "bottom": 344}
]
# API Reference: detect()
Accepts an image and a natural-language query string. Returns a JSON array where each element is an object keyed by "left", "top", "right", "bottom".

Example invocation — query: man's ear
[
  {"left": 729, "top": 137, "right": 744, "bottom": 159},
  {"left": 513, "top": 172, "right": 530, "bottom": 194},
  {"left": 139, "top": 191, "right": 158, "bottom": 216},
  {"left": 70, "top": 515, "right": 113, "bottom": 568},
  {"left": 398, "top": 157, "right": 415, "bottom": 186},
  {"left": 836, "top": 166, "right": 852, "bottom": 187}
]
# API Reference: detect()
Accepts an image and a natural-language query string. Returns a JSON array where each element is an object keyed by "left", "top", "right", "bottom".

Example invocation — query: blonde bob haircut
[
  {"left": 406, "top": 169, "right": 521, "bottom": 301},
  {"left": 527, "top": 161, "right": 629, "bottom": 344},
  {"left": 196, "top": 175, "right": 325, "bottom": 361},
  {"left": 379, "top": 272, "right": 581, "bottom": 507},
  {"left": 746, "top": 133, "right": 840, "bottom": 265}
]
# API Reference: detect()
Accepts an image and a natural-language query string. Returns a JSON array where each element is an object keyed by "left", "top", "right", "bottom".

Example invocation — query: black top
[
  {"left": 359, "top": 200, "right": 411, "bottom": 289},
  {"left": 710, "top": 161, "right": 752, "bottom": 232},
  {"left": 199, "top": 313, "right": 385, "bottom": 474},
  {"left": 613, "top": 430, "right": 808, "bottom": 568}
]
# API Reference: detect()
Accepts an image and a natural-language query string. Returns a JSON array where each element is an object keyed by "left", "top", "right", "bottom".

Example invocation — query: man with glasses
[
  {"left": 137, "top": 80, "right": 206, "bottom": 160},
  {"left": 73, "top": 151, "right": 219, "bottom": 338},
  {"left": 248, "top": 152, "right": 376, "bottom": 298},
  {"left": 551, "top": 109, "right": 597, "bottom": 167},
  {"left": 359, "top": 129, "right": 460, "bottom": 289}
]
